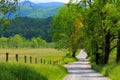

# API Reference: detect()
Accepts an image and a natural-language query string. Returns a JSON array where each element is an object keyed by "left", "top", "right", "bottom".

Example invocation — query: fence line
[{"left": 0, "top": 53, "right": 65, "bottom": 65}]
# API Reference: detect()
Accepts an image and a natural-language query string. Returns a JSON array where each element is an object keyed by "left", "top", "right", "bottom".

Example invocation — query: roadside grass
[
  {"left": 0, "top": 63, "right": 67, "bottom": 80},
  {"left": 0, "top": 48, "right": 78, "bottom": 80},
  {"left": 91, "top": 49, "right": 120, "bottom": 80}
]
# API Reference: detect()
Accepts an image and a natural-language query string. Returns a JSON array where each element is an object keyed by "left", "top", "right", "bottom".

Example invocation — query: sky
[{"left": 20, "top": 0, "right": 70, "bottom": 3}]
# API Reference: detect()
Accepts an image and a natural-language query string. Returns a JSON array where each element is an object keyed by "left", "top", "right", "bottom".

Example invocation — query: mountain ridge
[{"left": 18, "top": 2, "right": 64, "bottom": 18}]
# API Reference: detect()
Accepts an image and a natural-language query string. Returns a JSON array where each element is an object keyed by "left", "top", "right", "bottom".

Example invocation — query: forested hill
[
  {"left": 0, "top": 2, "right": 64, "bottom": 42},
  {"left": 0, "top": 17, "right": 52, "bottom": 42},
  {"left": 18, "top": 2, "right": 63, "bottom": 18}
]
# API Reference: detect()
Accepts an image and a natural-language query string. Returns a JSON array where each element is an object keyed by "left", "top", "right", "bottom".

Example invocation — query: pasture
[
  {"left": 0, "top": 48, "right": 76, "bottom": 80},
  {"left": 0, "top": 48, "right": 67, "bottom": 63}
]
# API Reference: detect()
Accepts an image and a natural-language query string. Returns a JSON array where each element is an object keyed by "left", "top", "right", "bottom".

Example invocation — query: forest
[{"left": 0, "top": 17, "right": 52, "bottom": 42}]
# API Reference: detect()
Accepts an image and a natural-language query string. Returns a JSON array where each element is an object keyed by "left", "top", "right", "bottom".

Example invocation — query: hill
[
  {"left": 0, "top": 17, "right": 52, "bottom": 42},
  {"left": 18, "top": 2, "right": 64, "bottom": 18},
  {"left": 0, "top": 2, "right": 64, "bottom": 42}
]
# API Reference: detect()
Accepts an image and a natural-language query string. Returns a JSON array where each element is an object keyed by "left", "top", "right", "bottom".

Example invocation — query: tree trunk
[
  {"left": 94, "top": 42, "right": 100, "bottom": 64},
  {"left": 96, "top": 52, "right": 100, "bottom": 64},
  {"left": 116, "top": 32, "right": 120, "bottom": 62},
  {"left": 72, "top": 51, "right": 76, "bottom": 58},
  {"left": 104, "top": 32, "right": 111, "bottom": 64}
]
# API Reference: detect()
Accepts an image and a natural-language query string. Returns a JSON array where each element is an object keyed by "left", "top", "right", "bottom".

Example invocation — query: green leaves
[
  {"left": 51, "top": 4, "right": 83, "bottom": 56},
  {"left": 0, "top": 0, "right": 18, "bottom": 28}
]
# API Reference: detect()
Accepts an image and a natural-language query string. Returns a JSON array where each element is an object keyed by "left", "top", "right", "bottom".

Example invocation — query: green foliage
[
  {"left": 51, "top": 4, "right": 83, "bottom": 57},
  {"left": 0, "top": 0, "right": 18, "bottom": 29},
  {"left": 0, "top": 17, "right": 52, "bottom": 42},
  {"left": 0, "top": 34, "right": 47, "bottom": 48},
  {"left": 79, "top": 0, "right": 120, "bottom": 64},
  {"left": 60, "top": 57, "right": 77, "bottom": 64}
]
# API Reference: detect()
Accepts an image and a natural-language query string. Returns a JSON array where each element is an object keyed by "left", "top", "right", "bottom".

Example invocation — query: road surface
[{"left": 63, "top": 49, "right": 109, "bottom": 80}]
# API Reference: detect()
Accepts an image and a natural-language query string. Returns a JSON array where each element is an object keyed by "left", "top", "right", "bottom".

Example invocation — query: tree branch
[{"left": 110, "top": 45, "right": 117, "bottom": 52}]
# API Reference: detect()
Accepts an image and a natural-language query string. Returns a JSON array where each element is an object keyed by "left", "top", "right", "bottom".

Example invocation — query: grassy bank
[
  {"left": 0, "top": 48, "right": 77, "bottom": 80},
  {"left": 0, "top": 63, "right": 67, "bottom": 80},
  {"left": 91, "top": 49, "right": 120, "bottom": 80}
]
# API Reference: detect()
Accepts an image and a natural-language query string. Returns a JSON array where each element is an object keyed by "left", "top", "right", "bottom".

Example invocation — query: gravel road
[{"left": 63, "top": 49, "right": 110, "bottom": 80}]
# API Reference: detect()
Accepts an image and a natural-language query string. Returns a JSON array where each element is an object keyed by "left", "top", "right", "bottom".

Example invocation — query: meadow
[
  {"left": 0, "top": 48, "right": 66, "bottom": 63},
  {"left": 0, "top": 48, "right": 77, "bottom": 80}
]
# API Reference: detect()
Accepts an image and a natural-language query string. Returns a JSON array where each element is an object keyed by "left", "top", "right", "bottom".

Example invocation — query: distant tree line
[
  {"left": 0, "top": 17, "right": 52, "bottom": 42},
  {"left": 0, "top": 34, "right": 47, "bottom": 48}
]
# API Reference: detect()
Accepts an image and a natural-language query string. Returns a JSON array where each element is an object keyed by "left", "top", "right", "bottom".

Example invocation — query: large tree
[
  {"left": 82, "top": 0, "right": 120, "bottom": 64},
  {"left": 51, "top": 4, "right": 83, "bottom": 57}
]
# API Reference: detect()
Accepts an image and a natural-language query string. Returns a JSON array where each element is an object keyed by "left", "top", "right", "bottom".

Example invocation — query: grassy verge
[
  {"left": 0, "top": 63, "right": 67, "bottom": 80},
  {"left": 0, "top": 48, "right": 78, "bottom": 80},
  {"left": 91, "top": 49, "right": 120, "bottom": 80}
]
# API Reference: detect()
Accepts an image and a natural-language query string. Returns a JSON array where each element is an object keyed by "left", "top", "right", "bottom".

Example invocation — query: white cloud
[{"left": 20, "top": 0, "right": 70, "bottom": 3}]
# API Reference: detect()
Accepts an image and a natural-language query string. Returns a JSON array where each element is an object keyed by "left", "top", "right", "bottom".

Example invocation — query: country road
[{"left": 63, "top": 49, "right": 109, "bottom": 80}]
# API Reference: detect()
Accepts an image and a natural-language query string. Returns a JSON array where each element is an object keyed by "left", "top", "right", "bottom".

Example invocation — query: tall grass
[
  {"left": 0, "top": 63, "right": 67, "bottom": 80},
  {"left": 0, "top": 48, "right": 77, "bottom": 80}
]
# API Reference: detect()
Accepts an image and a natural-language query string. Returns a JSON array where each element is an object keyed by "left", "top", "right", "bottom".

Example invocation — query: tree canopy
[
  {"left": 51, "top": 4, "right": 83, "bottom": 57},
  {"left": 0, "top": 0, "right": 18, "bottom": 29}
]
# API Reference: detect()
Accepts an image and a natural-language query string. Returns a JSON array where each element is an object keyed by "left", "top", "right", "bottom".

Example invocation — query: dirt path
[{"left": 63, "top": 49, "right": 110, "bottom": 80}]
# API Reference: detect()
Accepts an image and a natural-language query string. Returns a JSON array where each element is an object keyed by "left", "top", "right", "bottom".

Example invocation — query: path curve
[{"left": 63, "top": 49, "right": 110, "bottom": 80}]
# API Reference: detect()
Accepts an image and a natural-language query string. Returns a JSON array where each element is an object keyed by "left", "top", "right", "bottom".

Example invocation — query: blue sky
[{"left": 20, "top": 0, "right": 70, "bottom": 3}]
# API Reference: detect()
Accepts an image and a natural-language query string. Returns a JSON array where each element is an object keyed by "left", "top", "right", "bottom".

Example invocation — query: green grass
[
  {"left": 0, "top": 48, "right": 78, "bottom": 80},
  {"left": 91, "top": 49, "right": 120, "bottom": 80},
  {"left": 0, "top": 48, "right": 66, "bottom": 63},
  {"left": 0, "top": 63, "right": 67, "bottom": 80}
]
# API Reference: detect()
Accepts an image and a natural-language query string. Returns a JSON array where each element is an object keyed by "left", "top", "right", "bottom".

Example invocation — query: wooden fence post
[
  {"left": 41, "top": 58, "right": 42, "bottom": 64},
  {"left": 16, "top": 54, "right": 18, "bottom": 62},
  {"left": 44, "top": 59, "right": 45, "bottom": 64},
  {"left": 30, "top": 56, "right": 32, "bottom": 63},
  {"left": 24, "top": 56, "right": 26, "bottom": 63},
  {"left": 35, "top": 58, "right": 37, "bottom": 64},
  {"left": 50, "top": 60, "right": 52, "bottom": 64},
  {"left": 57, "top": 61, "right": 59, "bottom": 64},
  {"left": 6, "top": 53, "right": 9, "bottom": 62}
]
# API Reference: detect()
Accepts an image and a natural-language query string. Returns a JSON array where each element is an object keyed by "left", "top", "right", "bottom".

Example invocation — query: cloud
[{"left": 20, "top": 0, "right": 70, "bottom": 3}]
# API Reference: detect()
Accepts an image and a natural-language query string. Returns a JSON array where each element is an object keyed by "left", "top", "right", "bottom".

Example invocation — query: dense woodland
[{"left": 0, "top": 17, "right": 52, "bottom": 42}]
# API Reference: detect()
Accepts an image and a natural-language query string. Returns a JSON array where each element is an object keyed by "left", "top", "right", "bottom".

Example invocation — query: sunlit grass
[
  {"left": 0, "top": 48, "right": 77, "bottom": 80},
  {"left": 0, "top": 63, "right": 67, "bottom": 80},
  {"left": 0, "top": 48, "right": 66, "bottom": 63}
]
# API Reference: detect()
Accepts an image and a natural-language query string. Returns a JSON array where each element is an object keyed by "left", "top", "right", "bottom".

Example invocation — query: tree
[
  {"left": 12, "top": 34, "right": 23, "bottom": 48},
  {"left": 0, "top": 37, "right": 8, "bottom": 48},
  {"left": 0, "top": 0, "right": 18, "bottom": 29},
  {"left": 51, "top": 4, "right": 83, "bottom": 57},
  {"left": 81, "top": 0, "right": 120, "bottom": 64}
]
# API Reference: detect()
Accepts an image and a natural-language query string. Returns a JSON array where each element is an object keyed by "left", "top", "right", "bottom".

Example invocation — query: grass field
[
  {"left": 0, "top": 48, "right": 77, "bottom": 80},
  {"left": 0, "top": 48, "right": 67, "bottom": 63}
]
